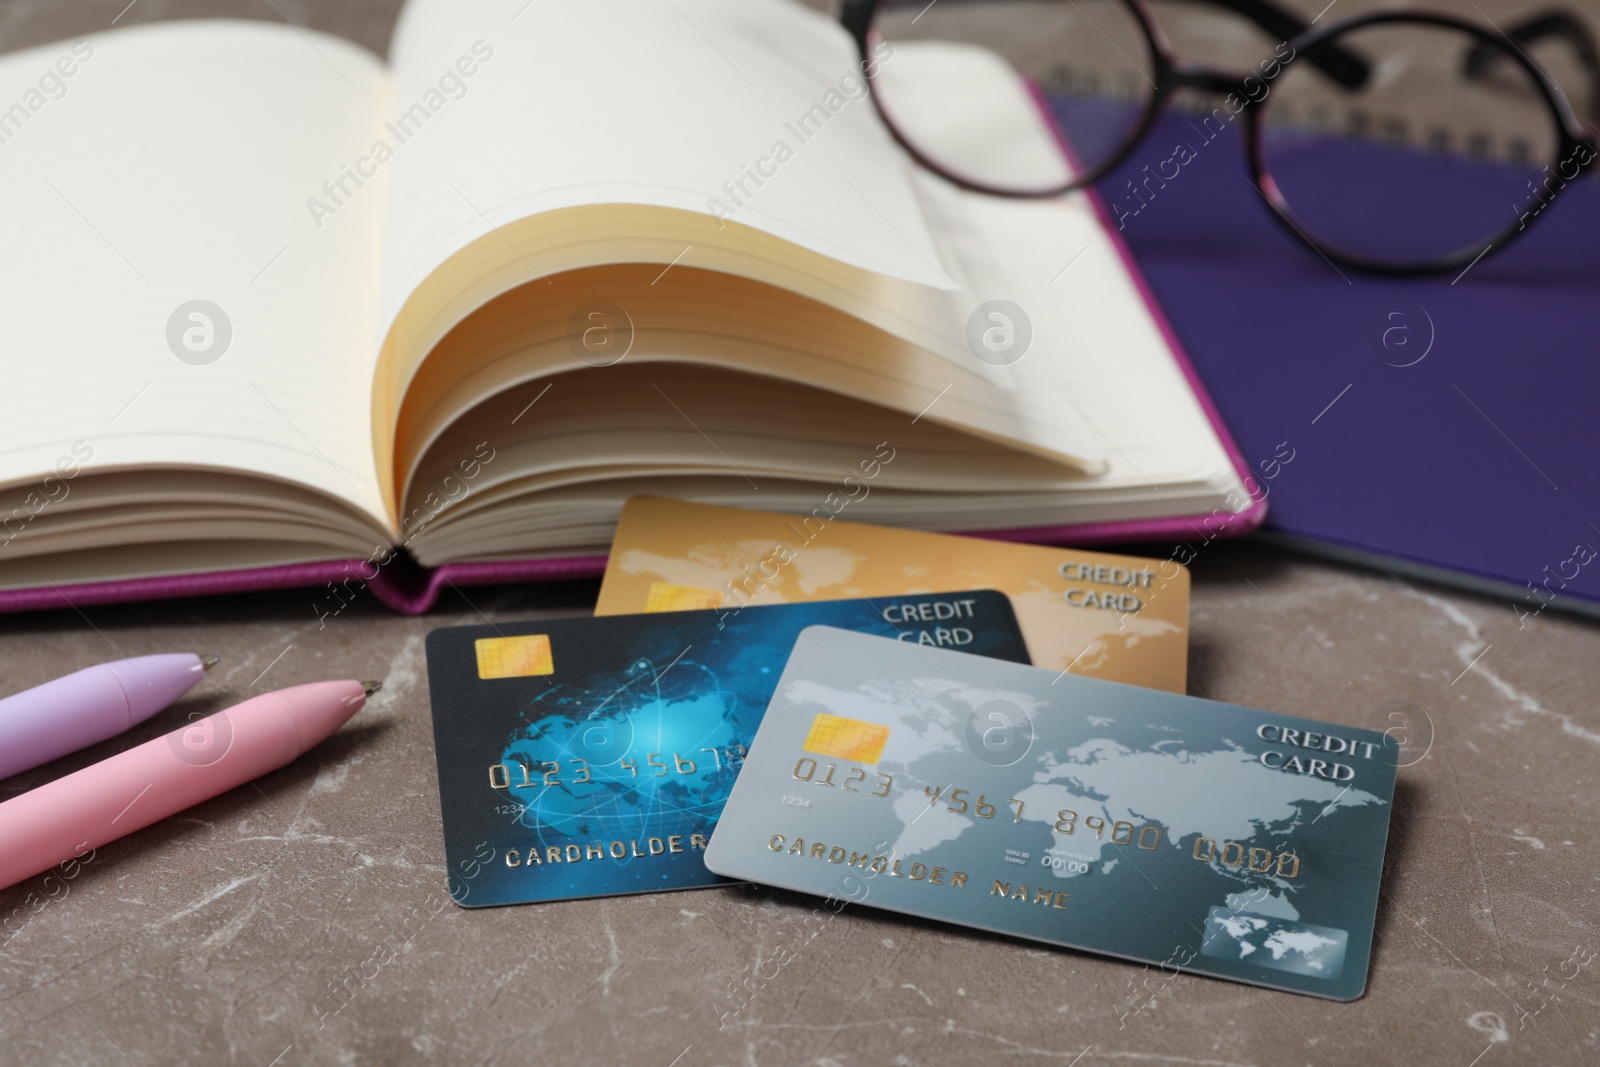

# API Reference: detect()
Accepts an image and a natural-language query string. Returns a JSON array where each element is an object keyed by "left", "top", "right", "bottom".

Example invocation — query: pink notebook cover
[{"left": 0, "top": 91, "right": 1264, "bottom": 618}]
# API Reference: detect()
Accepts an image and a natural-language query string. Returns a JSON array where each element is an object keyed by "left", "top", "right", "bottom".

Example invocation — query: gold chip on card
[
  {"left": 475, "top": 635, "right": 554, "bottom": 679},
  {"left": 803, "top": 713, "right": 889, "bottom": 764},
  {"left": 644, "top": 581, "right": 724, "bottom": 612}
]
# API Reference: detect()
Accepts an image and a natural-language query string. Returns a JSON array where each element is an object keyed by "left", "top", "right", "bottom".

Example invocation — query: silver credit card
[{"left": 704, "top": 627, "right": 1397, "bottom": 1000}]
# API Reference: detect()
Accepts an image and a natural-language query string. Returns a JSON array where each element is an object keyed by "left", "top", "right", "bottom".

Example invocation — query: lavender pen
[{"left": 0, "top": 653, "right": 217, "bottom": 780}]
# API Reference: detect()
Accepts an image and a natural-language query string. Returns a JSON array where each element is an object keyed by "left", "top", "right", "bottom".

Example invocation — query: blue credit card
[
  {"left": 423, "top": 593, "right": 1030, "bottom": 908},
  {"left": 704, "top": 627, "right": 1398, "bottom": 1000}
]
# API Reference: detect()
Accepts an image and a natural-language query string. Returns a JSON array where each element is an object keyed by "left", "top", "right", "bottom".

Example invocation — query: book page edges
[{"left": 370, "top": 204, "right": 1109, "bottom": 523}]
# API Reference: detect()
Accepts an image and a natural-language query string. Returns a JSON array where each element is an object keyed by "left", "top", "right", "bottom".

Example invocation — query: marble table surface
[
  {"left": 1, "top": 1, "right": 1597, "bottom": 1064},
  {"left": 2, "top": 540, "right": 1595, "bottom": 1067}
]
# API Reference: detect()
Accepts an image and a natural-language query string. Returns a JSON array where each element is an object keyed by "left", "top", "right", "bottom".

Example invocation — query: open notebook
[{"left": 0, "top": 0, "right": 1259, "bottom": 614}]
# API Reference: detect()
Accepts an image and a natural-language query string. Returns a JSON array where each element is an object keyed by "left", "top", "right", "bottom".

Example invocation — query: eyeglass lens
[
  {"left": 869, "top": 0, "right": 1158, "bottom": 192},
  {"left": 1260, "top": 22, "right": 1567, "bottom": 268}
]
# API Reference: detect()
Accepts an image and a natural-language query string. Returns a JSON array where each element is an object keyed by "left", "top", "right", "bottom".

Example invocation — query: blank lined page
[{"left": 0, "top": 22, "right": 392, "bottom": 525}]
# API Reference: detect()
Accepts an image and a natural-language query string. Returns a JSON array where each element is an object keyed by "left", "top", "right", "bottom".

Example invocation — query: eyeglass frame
[{"left": 840, "top": 0, "right": 1600, "bottom": 277}]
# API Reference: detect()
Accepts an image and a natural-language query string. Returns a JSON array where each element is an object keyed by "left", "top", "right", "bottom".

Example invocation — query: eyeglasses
[{"left": 840, "top": 0, "right": 1600, "bottom": 276}]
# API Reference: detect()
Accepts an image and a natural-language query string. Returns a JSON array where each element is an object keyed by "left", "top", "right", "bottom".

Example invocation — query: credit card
[
  {"left": 596, "top": 496, "right": 1191, "bottom": 693},
  {"left": 424, "top": 592, "right": 1030, "bottom": 908},
  {"left": 704, "top": 627, "right": 1397, "bottom": 1000}
]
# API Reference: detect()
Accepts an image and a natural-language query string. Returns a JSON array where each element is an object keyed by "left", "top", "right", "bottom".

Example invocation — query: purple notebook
[{"left": 1106, "top": 108, "right": 1600, "bottom": 622}]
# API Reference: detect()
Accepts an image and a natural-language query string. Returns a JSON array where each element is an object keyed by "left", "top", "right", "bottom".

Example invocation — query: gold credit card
[{"left": 595, "top": 497, "right": 1191, "bottom": 693}]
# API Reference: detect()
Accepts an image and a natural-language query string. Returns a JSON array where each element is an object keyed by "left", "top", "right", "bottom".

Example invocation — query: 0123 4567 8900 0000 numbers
[
  {"left": 789, "top": 755, "right": 1161, "bottom": 845},
  {"left": 789, "top": 757, "right": 1303, "bottom": 879},
  {"left": 485, "top": 743, "right": 748, "bottom": 790}
]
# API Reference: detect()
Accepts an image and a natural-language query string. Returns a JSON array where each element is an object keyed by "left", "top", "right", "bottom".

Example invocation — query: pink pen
[
  {"left": 0, "top": 653, "right": 218, "bottom": 781},
  {"left": 0, "top": 679, "right": 380, "bottom": 892}
]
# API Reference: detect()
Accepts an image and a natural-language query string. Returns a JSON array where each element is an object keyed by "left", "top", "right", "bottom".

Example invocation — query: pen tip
[
  {"left": 361, "top": 680, "right": 383, "bottom": 697},
  {"left": 200, "top": 654, "right": 220, "bottom": 672}
]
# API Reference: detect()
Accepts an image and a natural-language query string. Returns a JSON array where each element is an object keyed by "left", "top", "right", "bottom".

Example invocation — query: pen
[
  {"left": 0, "top": 653, "right": 219, "bottom": 781},
  {"left": 0, "top": 679, "right": 380, "bottom": 892}
]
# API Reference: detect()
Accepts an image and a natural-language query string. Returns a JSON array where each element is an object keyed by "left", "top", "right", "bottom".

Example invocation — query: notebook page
[
  {"left": 919, "top": 173, "right": 1237, "bottom": 496},
  {"left": 375, "top": 0, "right": 951, "bottom": 337},
  {"left": 0, "top": 23, "right": 391, "bottom": 526},
  {"left": 860, "top": 38, "right": 1243, "bottom": 503}
]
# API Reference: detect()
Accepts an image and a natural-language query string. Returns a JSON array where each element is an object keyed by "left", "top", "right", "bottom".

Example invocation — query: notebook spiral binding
[{"left": 1042, "top": 65, "right": 1541, "bottom": 166}]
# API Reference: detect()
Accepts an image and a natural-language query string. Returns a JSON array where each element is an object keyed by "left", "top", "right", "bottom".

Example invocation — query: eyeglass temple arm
[
  {"left": 1154, "top": 0, "right": 1370, "bottom": 89},
  {"left": 1462, "top": 9, "right": 1600, "bottom": 137},
  {"left": 842, "top": 0, "right": 1370, "bottom": 90}
]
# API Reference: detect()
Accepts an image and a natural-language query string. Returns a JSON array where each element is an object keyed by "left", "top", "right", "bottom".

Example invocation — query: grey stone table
[
  {"left": 2, "top": 542, "right": 1596, "bottom": 1067},
  {"left": 2, "top": 1, "right": 1597, "bottom": 1065}
]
